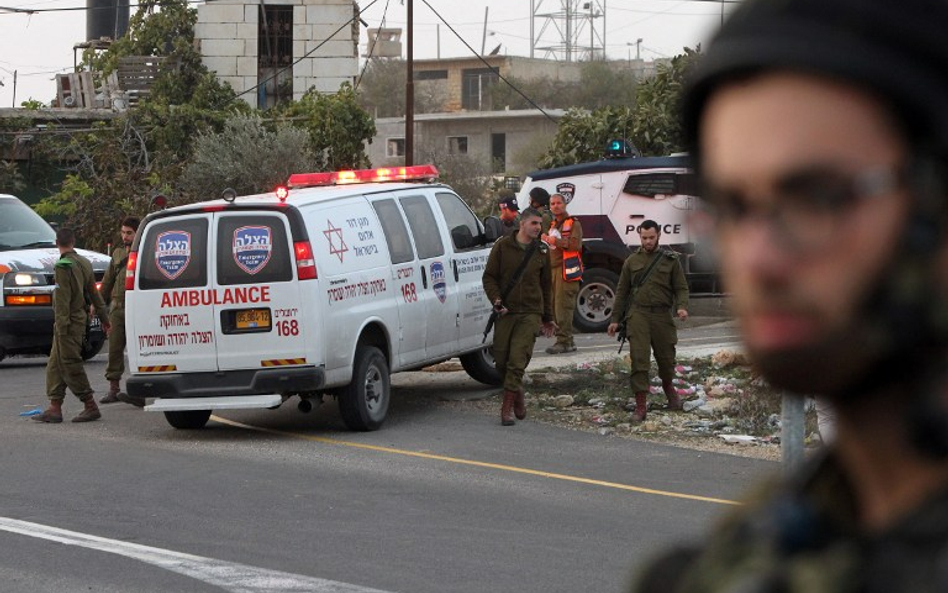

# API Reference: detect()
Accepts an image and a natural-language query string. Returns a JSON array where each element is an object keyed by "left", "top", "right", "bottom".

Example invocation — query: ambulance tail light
[
  {"left": 294, "top": 241, "right": 317, "bottom": 280},
  {"left": 125, "top": 251, "right": 138, "bottom": 290},
  {"left": 287, "top": 164, "right": 439, "bottom": 188}
]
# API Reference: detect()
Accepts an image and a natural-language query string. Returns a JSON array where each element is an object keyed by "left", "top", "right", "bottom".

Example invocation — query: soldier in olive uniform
[
  {"left": 34, "top": 228, "right": 111, "bottom": 423},
  {"left": 631, "top": 1, "right": 948, "bottom": 591},
  {"left": 607, "top": 220, "right": 688, "bottom": 422},
  {"left": 99, "top": 216, "right": 142, "bottom": 406},
  {"left": 483, "top": 208, "right": 557, "bottom": 426}
]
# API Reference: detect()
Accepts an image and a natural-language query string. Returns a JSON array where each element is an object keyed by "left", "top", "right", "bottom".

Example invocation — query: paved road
[{"left": 0, "top": 318, "right": 769, "bottom": 593}]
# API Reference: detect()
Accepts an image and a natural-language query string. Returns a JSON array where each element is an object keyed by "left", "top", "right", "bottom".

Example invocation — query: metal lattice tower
[{"left": 531, "top": 0, "right": 606, "bottom": 62}]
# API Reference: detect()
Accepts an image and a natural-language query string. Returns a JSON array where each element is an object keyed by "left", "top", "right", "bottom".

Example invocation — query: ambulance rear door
[
  {"left": 211, "top": 210, "right": 307, "bottom": 371},
  {"left": 129, "top": 214, "right": 217, "bottom": 373}
]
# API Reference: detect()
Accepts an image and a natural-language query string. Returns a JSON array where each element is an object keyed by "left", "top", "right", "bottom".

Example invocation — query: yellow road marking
[{"left": 211, "top": 416, "right": 740, "bottom": 506}]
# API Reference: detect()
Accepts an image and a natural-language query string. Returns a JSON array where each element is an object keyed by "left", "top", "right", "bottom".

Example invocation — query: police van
[
  {"left": 518, "top": 151, "right": 714, "bottom": 333},
  {"left": 125, "top": 165, "right": 501, "bottom": 431}
]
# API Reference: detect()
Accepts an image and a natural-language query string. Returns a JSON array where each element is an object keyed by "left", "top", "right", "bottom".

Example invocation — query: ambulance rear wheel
[
  {"left": 574, "top": 268, "right": 619, "bottom": 333},
  {"left": 339, "top": 346, "right": 390, "bottom": 431},
  {"left": 460, "top": 347, "right": 502, "bottom": 386},
  {"left": 164, "top": 410, "right": 211, "bottom": 430}
]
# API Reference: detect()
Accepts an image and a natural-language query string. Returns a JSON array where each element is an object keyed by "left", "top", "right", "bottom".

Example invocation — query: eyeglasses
[{"left": 704, "top": 164, "right": 904, "bottom": 252}]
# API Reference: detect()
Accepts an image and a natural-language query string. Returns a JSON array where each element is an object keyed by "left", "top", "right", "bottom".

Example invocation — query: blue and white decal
[
  {"left": 430, "top": 261, "right": 447, "bottom": 304},
  {"left": 233, "top": 225, "right": 273, "bottom": 275},
  {"left": 155, "top": 230, "right": 191, "bottom": 280}
]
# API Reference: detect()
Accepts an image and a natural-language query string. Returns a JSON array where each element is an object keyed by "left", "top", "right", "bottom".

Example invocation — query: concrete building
[
  {"left": 195, "top": 0, "right": 359, "bottom": 109},
  {"left": 409, "top": 56, "right": 583, "bottom": 113},
  {"left": 370, "top": 109, "right": 565, "bottom": 175}
]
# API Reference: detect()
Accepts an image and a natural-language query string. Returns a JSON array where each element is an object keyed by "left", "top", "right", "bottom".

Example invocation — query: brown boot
[
  {"left": 72, "top": 396, "right": 102, "bottom": 423},
  {"left": 513, "top": 389, "right": 527, "bottom": 420},
  {"left": 663, "top": 381, "right": 683, "bottom": 411},
  {"left": 100, "top": 380, "right": 121, "bottom": 404},
  {"left": 633, "top": 392, "right": 648, "bottom": 422},
  {"left": 32, "top": 399, "right": 64, "bottom": 423},
  {"left": 501, "top": 390, "right": 516, "bottom": 426}
]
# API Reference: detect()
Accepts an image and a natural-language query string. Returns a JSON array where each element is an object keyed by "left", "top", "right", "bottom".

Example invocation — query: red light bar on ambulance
[{"left": 287, "top": 165, "right": 439, "bottom": 189}]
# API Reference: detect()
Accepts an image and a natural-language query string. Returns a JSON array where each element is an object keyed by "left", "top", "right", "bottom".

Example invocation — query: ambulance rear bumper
[{"left": 126, "top": 366, "right": 325, "bottom": 399}]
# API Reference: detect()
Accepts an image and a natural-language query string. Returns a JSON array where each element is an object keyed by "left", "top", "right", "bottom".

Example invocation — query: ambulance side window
[
  {"left": 139, "top": 218, "right": 208, "bottom": 290},
  {"left": 399, "top": 195, "right": 445, "bottom": 259},
  {"left": 436, "top": 191, "right": 482, "bottom": 251},
  {"left": 216, "top": 215, "right": 292, "bottom": 285},
  {"left": 622, "top": 173, "right": 678, "bottom": 198},
  {"left": 372, "top": 199, "right": 414, "bottom": 264}
]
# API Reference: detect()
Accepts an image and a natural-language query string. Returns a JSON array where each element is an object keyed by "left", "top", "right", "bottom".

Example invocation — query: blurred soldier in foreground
[{"left": 631, "top": 0, "right": 948, "bottom": 591}]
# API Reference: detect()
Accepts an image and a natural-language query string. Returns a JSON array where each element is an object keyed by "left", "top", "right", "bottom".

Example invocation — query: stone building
[{"left": 195, "top": 0, "right": 359, "bottom": 109}]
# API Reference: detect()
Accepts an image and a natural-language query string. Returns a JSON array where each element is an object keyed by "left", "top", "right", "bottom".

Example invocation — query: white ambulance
[
  {"left": 125, "top": 165, "right": 501, "bottom": 431},
  {"left": 518, "top": 153, "right": 715, "bottom": 333}
]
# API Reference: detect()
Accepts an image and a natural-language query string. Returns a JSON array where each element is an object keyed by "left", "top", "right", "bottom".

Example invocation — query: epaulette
[
  {"left": 663, "top": 249, "right": 678, "bottom": 260},
  {"left": 55, "top": 257, "right": 75, "bottom": 268}
]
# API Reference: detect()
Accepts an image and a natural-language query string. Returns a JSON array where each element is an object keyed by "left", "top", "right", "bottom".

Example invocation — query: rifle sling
[{"left": 498, "top": 239, "right": 539, "bottom": 306}]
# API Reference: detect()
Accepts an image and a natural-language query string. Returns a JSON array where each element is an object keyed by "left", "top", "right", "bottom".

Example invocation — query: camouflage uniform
[
  {"left": 482, "top": 234, "right": 553, "bottom": 392},
  {"left": 100, "top": 245, "right": 128, "bottom": 383},
  {"left": 612, "top": 248, "right": 689, "bottom": 394},
  {"left": 547, "top": 215, "right": 583, "bottom": 350},
  {"left": 631, "top": 451, "right": 948, "bottom": 593},
  {"left": 45, "top": 251, "right": 109, "bottom": 402}
]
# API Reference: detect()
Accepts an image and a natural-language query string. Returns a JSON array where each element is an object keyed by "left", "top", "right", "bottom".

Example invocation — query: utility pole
[
  {"left": 405, "top": 0, "right": 414, "bottom": 166},
  {"left": 12, "top": 70, "right": 16, "bottom": 108}
]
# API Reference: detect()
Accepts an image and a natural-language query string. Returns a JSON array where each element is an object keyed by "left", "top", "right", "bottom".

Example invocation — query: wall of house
[
  {"left": 195, "top": 0, "right": 358, "bottom": 108},
  {"left": 368, "top": 110, "right": 564, "bottom": 177}
]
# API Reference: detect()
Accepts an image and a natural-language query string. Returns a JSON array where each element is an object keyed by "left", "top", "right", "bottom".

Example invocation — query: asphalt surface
[{"left": 0, "top": 313, "right": 772, "bottom": 593}]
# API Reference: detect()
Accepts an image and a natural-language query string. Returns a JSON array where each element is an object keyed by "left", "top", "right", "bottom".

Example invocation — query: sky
[{"left": 0, "top": 0, "right": 737, "bottom": 108}]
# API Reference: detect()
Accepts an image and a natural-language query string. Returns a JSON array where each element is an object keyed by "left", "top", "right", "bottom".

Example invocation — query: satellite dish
[{"left": 489, "top": 43, "right": 502, "bottom": 56}]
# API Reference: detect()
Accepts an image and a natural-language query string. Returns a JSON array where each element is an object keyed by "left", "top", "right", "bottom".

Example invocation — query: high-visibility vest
[{"left": 555, "top": 217, "right": 583, "bottom": 282}]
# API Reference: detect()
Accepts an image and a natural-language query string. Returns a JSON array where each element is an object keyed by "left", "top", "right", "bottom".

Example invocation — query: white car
[
  {"left": 125, "top": 165, "right": 503, "bottom": 431},
  {"left": 0, "top": 194, "right": 110, "bottom": 361}
]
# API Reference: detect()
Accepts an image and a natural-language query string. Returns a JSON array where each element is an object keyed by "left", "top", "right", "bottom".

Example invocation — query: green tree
[
  {"left": 356, "top": 58, "right": 448, "bottom": 117},
  {"left": 490, "top": 60, "right": 638, "bottom": 111},
  {"left": 539, "top": 48, "right": 701, "bottom": 168},
  {"left": 276, "top": 83, "right": 376, "bottom": 171},
  {"left": 179, "top": 116, "right": 316, "bottom": 198}
]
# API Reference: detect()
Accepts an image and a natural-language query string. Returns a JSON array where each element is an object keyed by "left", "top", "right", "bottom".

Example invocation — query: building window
[
  {"left": 415, "top": 69, "right": 448, "bottom": 80},
  {"left": 387, "top": 137, "right": 406, "bottom": 158},
  {"left": 461, "top": 68, "right": 498, "bottom": 110},
  {"left": 491, "top": 133, "right": 506, "bottom": 173},
  {"left": 447, "top": 136, "right": 468, "bottom": 155},
  {"left": 258, "top": 5, "right": 293, "bottom": 110}
]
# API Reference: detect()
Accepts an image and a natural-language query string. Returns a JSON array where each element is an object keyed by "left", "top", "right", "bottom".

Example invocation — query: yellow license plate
[{"left": 236, "top": 308, "right": 271, "bottom": 329}]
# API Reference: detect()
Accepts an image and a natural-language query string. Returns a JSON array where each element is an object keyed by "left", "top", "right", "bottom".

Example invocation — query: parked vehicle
[
  {"left": 518, "top": 153, "right": 715, "bottom": 333},
  {"left": 0, "top": 194, "right": 109, "bottom": 362}
]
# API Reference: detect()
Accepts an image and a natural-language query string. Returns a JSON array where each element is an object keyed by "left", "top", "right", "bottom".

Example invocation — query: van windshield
[{"left": 0, "top": 197, "right": 57, "bottom": 251}]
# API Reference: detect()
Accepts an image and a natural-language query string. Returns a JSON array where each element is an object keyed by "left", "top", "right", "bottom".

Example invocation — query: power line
[{"left": 419, "top": 0, "right": 557, "bottom": 124}]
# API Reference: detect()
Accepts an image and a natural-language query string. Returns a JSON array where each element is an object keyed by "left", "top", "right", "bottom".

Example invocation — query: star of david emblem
[{"left": 323, "top": 220, "right": 348, "bottom": 263}]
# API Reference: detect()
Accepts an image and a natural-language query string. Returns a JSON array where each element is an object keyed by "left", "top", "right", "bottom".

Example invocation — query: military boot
[
  {"left": 32, "top": 399, "right": 64, "bottom": 423},
  {"left": 514, "top": 388, "right": 527, "bottom": 420},
  {"left": 663, "top": 380, "right": 683, "bottom": 411},
  {"left": 72, "top": 396, "right": 102, "bottom": 423},
  {"left": 99, "top": 380, "right": 121, "bottom": 404},
  {"left": 633, "top": 392, "right": 648, "bottom": 422},
  {"left": 501, "top": 390, "right": 516, "bottom": 426}
]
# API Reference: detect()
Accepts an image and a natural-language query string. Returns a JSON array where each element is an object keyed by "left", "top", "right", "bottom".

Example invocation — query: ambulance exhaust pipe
[{"left": 298, "top": 395, "right": 323, "bottom": 413}]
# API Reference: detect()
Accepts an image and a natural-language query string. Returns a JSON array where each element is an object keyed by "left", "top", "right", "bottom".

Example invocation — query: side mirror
[
  {"left": 483, "top": 216, "right": 504, "bottom": 243},
  {"left": 450, "top": 225, "right": 474, "bottom": 249}
]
